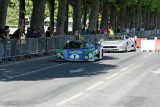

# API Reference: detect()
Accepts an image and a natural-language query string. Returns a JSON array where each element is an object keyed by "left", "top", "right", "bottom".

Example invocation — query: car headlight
[
  {"left": 119, "top": 46, "right": 123, "bottom": 48},
  {"left": 57, "top": 52, "right": 64, "bottom": 59},
  {"left": 57, "top": 53, "right": 61, "bottom": 57},
  {"left": 88, "top": 53, "right": 93, "bottom": 58},
  {"left": 85, "top": 53, "right": 93, "bottom": 59}
]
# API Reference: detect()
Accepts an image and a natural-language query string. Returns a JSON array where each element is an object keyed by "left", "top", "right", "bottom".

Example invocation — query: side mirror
[{"left": 58, "top": 46, "right": 62, "bottom": 49}]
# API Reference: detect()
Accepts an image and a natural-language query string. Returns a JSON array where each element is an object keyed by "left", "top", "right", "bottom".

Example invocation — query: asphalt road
[{"left": 0, "top": 49, "right": 160, "bottom": 107}]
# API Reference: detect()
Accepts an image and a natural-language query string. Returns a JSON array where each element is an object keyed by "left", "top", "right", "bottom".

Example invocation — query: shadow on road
[{"left": 0, "top": 56, "right": 118, "bottom": 81}]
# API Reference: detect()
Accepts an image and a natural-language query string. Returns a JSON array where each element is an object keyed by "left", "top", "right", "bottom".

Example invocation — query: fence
[{"left": 1, "top": 30, "right": 160, "bottom": 61}]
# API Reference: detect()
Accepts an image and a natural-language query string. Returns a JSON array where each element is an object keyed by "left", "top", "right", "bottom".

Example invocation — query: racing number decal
[{"left": 70, "top": 54, "right": 80, "bottom": 59}]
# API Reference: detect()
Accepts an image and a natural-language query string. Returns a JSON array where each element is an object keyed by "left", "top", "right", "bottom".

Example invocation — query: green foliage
[
  {"left": 6, "top": 0, "right": 19, "bottom": 25},
  {"left": 5, "top": 0, "right": 160, "bottom": 25}
]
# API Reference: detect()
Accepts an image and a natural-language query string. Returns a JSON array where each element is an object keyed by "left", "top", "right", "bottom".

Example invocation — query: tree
[
  {"left": 0, "top": 0, "right": 9, "bottom": 29},
  {"left": 19, "top": 0, "right": 25, "bottom": 32},
  {"left": 100, "top": 2, "right": 109, "bottom": 29},
  {"left": 30, "top": 0, "right": 46, "bottom": 33},
  {"left": 110, "top": 2, "right": 117, "bottom": 31},
  {"left": 89, "top": 0, "right": 100, "bottom": 33},
  {"left": 48, "top": 0, "right": 55, "bottom": 27},
  {"left": 73, "top": 0, "right": 81, "bottom": 34},
  {"left": 56, "top": 0, "right": 66, "bottom": 35}
]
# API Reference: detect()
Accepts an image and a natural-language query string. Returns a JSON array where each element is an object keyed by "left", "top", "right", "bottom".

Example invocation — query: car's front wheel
[{"left": 99, "top": 50, "right": 103, "bottom": 59}]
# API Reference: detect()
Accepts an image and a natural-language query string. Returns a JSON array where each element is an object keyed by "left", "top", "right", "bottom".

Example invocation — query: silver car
[{"left": 102, "top": 35, "right": 137, "bottom": 52}]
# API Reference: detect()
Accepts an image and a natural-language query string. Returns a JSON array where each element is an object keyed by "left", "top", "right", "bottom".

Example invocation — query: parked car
[
  {"left": 102, "top": 35, "right": 137, "bottom": 52},
  {"left": 56, "top": 40, "right": 103, "bottom": 61}
]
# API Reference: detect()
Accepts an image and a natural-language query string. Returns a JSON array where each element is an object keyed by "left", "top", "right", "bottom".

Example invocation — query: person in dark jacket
[{"left": 12, "top": 27, "right": 23, "bottom": 39}]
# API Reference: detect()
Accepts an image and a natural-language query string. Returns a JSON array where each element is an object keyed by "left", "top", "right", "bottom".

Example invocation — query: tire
[
  {"left": 125, "top": 44, "right": 129, "bottom": 53},
  {"left": 99, "top": 50, "right": 103, "bottom": 59},
  {"left": 133, "top": 44, "right": 137, "bottom": 52}
]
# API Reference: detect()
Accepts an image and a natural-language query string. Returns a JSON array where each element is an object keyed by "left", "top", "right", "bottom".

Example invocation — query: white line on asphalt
[
  {"left": 1, "top": 62, "right": 68, "bottom": 81},
  {"left": 144, "top": 52, "right": 154, "bottom": 58},
  {"left": 105, "top": 73, "right": 119, "bottom": 80},
  {"left": 86, "top": 81, "right": 104, "bottom": 91},
  {"left": 120, "top": 67, "right": 129, "bottom": 72},
  {"left": 56, "top": 92, "right": 84, "bottom": 105},
  {"left": 144, "top": 55, "right": 148, "bottom": 58},
  {"left": 130, "top": 63, "right": 136, "bottom": 67}
]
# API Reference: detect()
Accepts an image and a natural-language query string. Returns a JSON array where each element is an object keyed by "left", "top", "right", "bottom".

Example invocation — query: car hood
[
  {"left": 65, "top": 49, "right": 86, "bottom": 57},
  {"left": 103, "top": 40, "right": 123, "bottom": 46}
]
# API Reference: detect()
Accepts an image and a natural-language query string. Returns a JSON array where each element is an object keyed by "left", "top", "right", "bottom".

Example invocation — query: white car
[{"left": 102, "top": 35, "right": 137, "bottom": 52}]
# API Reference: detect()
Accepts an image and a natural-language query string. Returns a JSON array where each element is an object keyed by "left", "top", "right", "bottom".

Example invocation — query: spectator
[
  {"left": 117, "top": 26, "right": 120, "bottom": 33},
  {"left": 4, "top": 26, "right": 10, "bottom": 40},
  {"left": 30, "top": 27, "right": 36, "bottom": 38},
  {"left": 45, "top": 27, "right": 52, "bottom": 38},
  {"left": 0, "top": 29, "right": 9, "bottom": 62},
  {"left": 99, "top": 27, "right": 105, "bottom": 34},
  {"left": 50, "top": 27, "right": 54, "bottom": 37},
  {"left": 26, "top": 27, "right": 32, "bottom": 38},
  {"left": 140, "top": 27, "right": 144, "bottom": 31},
  {"left": 35, "top": 27, "right": 41, "bottom": 38},
  {"left": 90, "top": 29, "right": 97, "bottom": 35},
  {"left": 108, "top": 25, "right": 114, "bottom": 36},
  {"left": 75, "top": 30, "right": 81, "bottom": 40},
  {"left": 83, "top": 27, "right": 90, "bottom": 35},
  {"left": 125, "top": 27, "right": 130, "bottom": 33},
  {"left": 132, "top": 27, "right": 136, "bottom": 32},
  {"left": 12, "top": 26, "right": 23, "bottom": 39}
]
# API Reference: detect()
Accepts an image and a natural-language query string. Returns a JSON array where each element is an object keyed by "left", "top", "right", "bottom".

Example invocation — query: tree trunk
[
  {"left": 73, "top": 0, "right": 81, "bottom": 34},
  {"left": 82, "top": 2, "right": 87, "bottom": 33},
  {"left": 135, "top": 10, "right": 141, "bottom": 29},
  {"left": 110, "top": 3, "right": 117, "bottom": 31},
  {"left": 49, "top": 0, "right": 55, "bottom": 27},
  {"left": 154, "top": 13, "right": 158, "bottom": 28},
  {"left": 64, "top": 0, "right": 69, "bottom": 35},
  {"left": 56, "top": 0, "right": 66, "bottom": 35},
  {"left": 145, "top": 12, "right": 149, "bottom": 30},
  {"left": 0, "top": 0, "right": 9, "bottom": 29},
  {"left": 117, "top": 8, "right": 126, "bottom": 32},
  {"left": 89, "top": 0, "right": 99, "bottom": 33},
  {"left": 31, "top": 0, "right": 46, "bottom": 33},
  {"left": 141, "top": 11, "right": 146, "bottom": 28},
  {"left": 100, "top": 2, "right": 109, "bottom": 29},
  {"left": 125, "top": 7, "right": 130, "bottom": 27},
  {"left": 19, "top": 0, "right": 25, "bottom": 33},
  {"left": 150, "top": 12, "right": 154, "bottom": 29},
  {"left": 130, "top": 10, "right": 136, "bottom": 27}
]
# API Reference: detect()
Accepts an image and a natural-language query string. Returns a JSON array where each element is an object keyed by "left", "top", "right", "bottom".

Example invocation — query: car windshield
[
  {"left": 64, "top": 41, "right": 91, "bottom": 49},
  {"left": 105, "top": 36, "right": 124, "bottom": 41}
]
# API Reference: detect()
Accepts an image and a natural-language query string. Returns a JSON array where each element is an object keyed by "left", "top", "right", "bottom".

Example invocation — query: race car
[
  {"left": 102, "top": 35, "right": 137, "bottom": 52},
  {"left": 56, "top": 40, "right": 103, "bottom": 61}
]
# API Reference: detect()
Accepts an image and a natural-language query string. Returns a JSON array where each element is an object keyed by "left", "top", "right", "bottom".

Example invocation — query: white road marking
[
  {"left": 56, "top": 92, "right": 84, "bottom": 105},
  {"left": 69, "top": 68, "right": 85, "bottom": 73},
  {"left": 86, "top": 81, "right": 104, "bottom": 91},
  {"left": 144, "top": 52, "right": 154, "bottom": 58},
  {"left": 105, "top": 73, "right": 119, "bottom": 80},
  {"left": 151, "top": 69, "right": 160, "bottom": 74},
  {"left": 130, "top": 63, "right": 136, "bottom": 67},
  {"left": 144, "top": 55, "right": 148, "bottom": 58},
  {"left": 1, "top": 62, "right": 68, "bottom": 81},
  {"left": 120, "top": 67, "right": 129, "bottom": 72}
]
